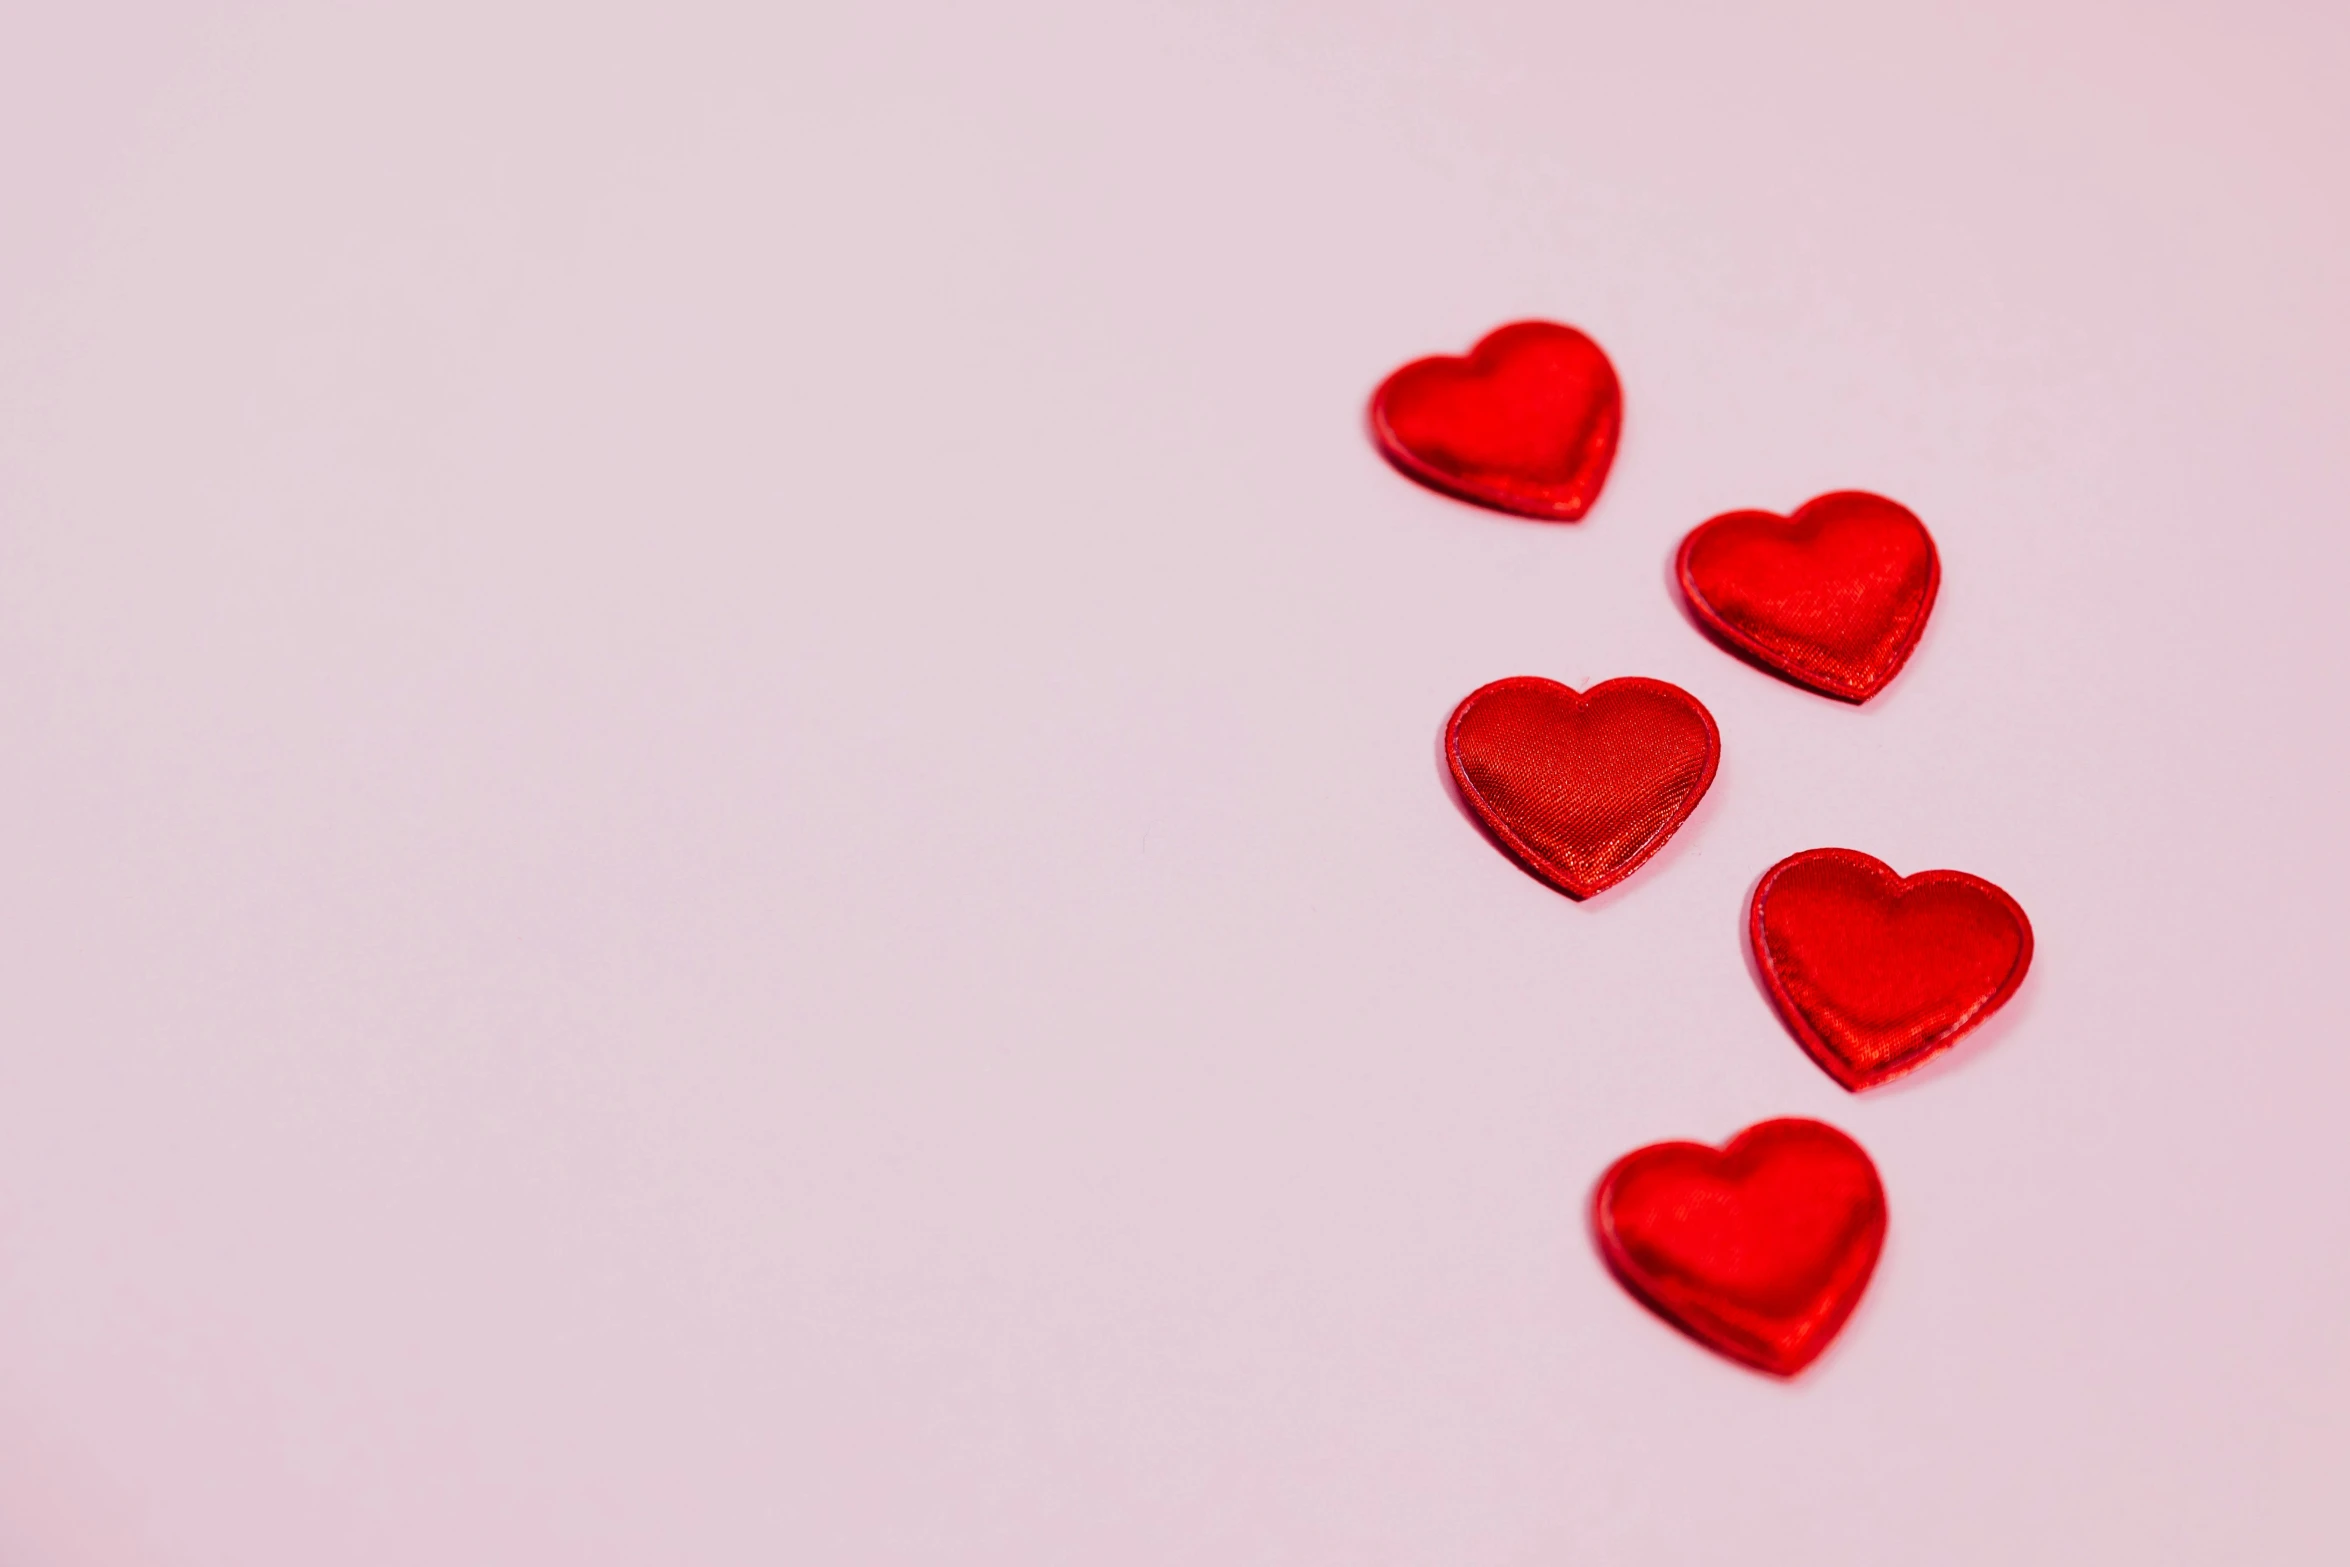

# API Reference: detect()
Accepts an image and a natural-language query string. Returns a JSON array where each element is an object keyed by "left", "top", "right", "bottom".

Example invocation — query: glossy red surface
[
  {"left": 1676, "top": 491, "right": 1939, "bottom": 701},
  {"left": 1369, "top": 321, "right": 1622, "bottom": 520},
  {"left": 1594, "top": 1118, "right": 1887, "bottom": 1377},
  {"left": 1750, "top": 848, "right": 2034, "bottom": 1090},
  {"left": 1444, "top": 676, "right": 1717, "bottom": 899}
]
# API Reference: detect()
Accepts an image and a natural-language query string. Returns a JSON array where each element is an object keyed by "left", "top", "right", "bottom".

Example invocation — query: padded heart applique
[
  {"left": 1751, "top": 848, "right": 2033, "bottom": 1090},
  {"left": 1594, "top": 1118, "right": 1886, "bottom": 1376},
  {"left": 1676, "top": 491, "right": 1939, "bottom": 701},
  {"left": 1445, "top": 676, "right": 1718, "bottom": 899},
  {"left": 1370, "top": 321, "right": 1622, "bottom": 520}
]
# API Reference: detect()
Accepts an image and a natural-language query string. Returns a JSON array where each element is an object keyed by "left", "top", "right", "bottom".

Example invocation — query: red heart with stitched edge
[
  {"left": 1370, "top": 321, "right": 1622, "bottom": 521},
  {"left": 1594, "top": 1118, "right": 1887, "bottom": 1376},
  {"left": 1675, "top": 491, "right": 1939, "bottom": 701},
  {"left": 1751, "top": 848, "right": 2034, "bottom": 1090},
  {"left": 1445, "top": 676, "right": 1718, "bottom": 899}
]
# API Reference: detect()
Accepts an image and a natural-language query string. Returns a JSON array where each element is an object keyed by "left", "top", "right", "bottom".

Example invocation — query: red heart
[
  {"left": 1370, "top": 321, "right": 1622, "bottom": 521},
  {"left": 1750, "top": 848, "right": 2034, "bottom": 1090},
  {"left": 1594, "top": 1118, "right": 1887, "bottom": 1376},
  {"left": 1445, "top": 676, "right": 1719, "bottom": 899},
  {"left": 1675, "top": 491, "right": 1939, "bottom": 701}
]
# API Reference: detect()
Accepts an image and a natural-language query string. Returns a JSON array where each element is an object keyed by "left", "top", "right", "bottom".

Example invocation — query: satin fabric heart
[
  {"left": 1445, "top": 676, "right": 1718, "bottom": 899},
  {"left": 1369, "top": 321, "right": 1622, "bottom": 520},
  {"left": 1594, "top": 1118, "right": 1887, "bottom": 1376},
  {"left": 1675, "top": 491, "right": 1939, "bottom": 701},
  {"left": 1751, "top": 848, "right": 2034, "bottom": 1090}
]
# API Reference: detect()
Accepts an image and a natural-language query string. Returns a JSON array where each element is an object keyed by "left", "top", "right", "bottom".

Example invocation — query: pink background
[{"left": 2, "top": 1, "right": 2346, "bottom": 1561}]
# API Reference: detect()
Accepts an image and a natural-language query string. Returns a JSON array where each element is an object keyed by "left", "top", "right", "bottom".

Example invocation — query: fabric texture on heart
[
  {"left": 1751, "top": 848, "right": 2034, "bottom": 1090},
  {"left": 1369, "top": 320, "right": 1622, "bottom": 520},
  {"left": 1675, "top": 491, "right": 1939, "bottom": 701},
  {"left": 1594, "top": 1118, "right": 1887, "bottom": 1377},
  {"left": 1445, "top": 676, "right": 1718, "bottom": 899}
]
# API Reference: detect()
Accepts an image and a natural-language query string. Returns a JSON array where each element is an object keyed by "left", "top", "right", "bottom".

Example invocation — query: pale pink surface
[{"left": 0, "top": 1, "right": 2346, "bottom": 1561}]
